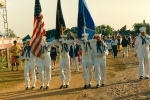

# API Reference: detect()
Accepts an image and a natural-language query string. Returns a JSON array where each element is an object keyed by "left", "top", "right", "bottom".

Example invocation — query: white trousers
[
  {"left": 24, "top": 60, "right": 36, "bottom": 87},
  {"left": 138, "top": 53, "right": 150, "bottom": 77},
  {"left": 38, "top": 57, "right": 51, "bottom": 87},
  {"left": 60, "top": 56, "right": 71, "bottom": 85},
  {"left": 94, "top": 56, "right": 106, "bottom": 84},
  {"left": 123, "top": 47, "right": 128, "bottom": 56},
  {"left": 71, "top": 56, "right": 79, "bottom": 71},
  {"left": 82, "top": 59, "right": 93, "bottom": 85}
]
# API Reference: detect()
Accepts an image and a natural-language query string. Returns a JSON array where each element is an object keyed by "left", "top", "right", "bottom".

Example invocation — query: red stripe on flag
[{"left": 31, "top": 13, "right": 45, "bottom": 58}]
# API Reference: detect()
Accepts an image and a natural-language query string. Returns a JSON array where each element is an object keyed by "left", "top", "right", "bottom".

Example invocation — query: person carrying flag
[
  {"left": 75, "top": 33, "right": 93, "bottom": 89},
  {"left": 53, "top": 34, "right": 75, "bottom": 89},
  {"left": 89, "top": 34, "right": 108, "bottom": 88},
  {"left": 21, "top": 39, "right": 37, "bottom": 90},
  {"left": 37, "top": 36, "right": 53, "bottom": 90}
]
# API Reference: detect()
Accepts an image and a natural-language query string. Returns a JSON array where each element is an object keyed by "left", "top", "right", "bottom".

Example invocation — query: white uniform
[
  {"left": 90, "top": 39, "right": 108, "bottom": 85},
  {"left": 23, "top": 46, "right": 36, "bottom": 88},
  {"left": 37, "top": 42, "right": 53, "bottom": 87},
  {"left": 75, "top": 39, "right": 93, "bottom": 85},
  {"left": 53, "top": 39, "right": 74, "bottom": 86},
  {"left": 134, "top": 35, "right": 150, "bottom": 77}
]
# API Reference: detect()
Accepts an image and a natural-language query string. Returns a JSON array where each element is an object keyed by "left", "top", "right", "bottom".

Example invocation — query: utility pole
[
  {"left": 143, "top": 20, "right": 146, "bottom": 26},
  {"left": 0, "top": 0, "right": 8, "bottom": 37}
]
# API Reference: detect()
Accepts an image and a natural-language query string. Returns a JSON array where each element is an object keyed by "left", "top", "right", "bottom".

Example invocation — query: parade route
[{"left": 1, "top": 50, "right": 149, "bottom": 100}]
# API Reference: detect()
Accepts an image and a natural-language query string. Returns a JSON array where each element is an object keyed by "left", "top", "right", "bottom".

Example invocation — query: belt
[
  {"left": 97, "top": 55, "right": 103, "bottom": 58},
  {"left": 41, "top": 54, "right": 45, "bottom": 60},
  {"left": 83, "top": 52, "right": 88, "bottom": 56},
  {"left": 61, "top": 54, "right": 67, "bottom": 58},
  {"left": 26, "top": 59, "right": 30, "bottom": 61}
]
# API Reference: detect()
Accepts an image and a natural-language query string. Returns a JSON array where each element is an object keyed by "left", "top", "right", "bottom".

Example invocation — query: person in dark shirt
[
  {"left": 121, "top": 36, "right": 129, "bottom": 57},
  {"left": 50, "top": 45, "right": 57, "bottom": 69},
  {"left": 69, "top": 42, "right": 79, "bottom": 72}
]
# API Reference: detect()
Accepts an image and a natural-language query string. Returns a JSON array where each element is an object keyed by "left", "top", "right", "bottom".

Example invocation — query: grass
[
  {"left": 107, "top": 56, "right": 126, "bottom": 78},
  {"left": 0, "top": 54, "right": 126, "bottom": 91}
]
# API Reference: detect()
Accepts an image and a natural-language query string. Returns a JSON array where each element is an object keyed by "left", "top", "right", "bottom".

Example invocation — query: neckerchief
[
  {"left": 140, "top": 36, "right": 146, "bottom": 45},
  {"left": 22, "top": 46, "right": 31, "bottom": 57},
  {"left": 61, "top": 43, "right": 69, "bottom": 52},
  {"left": 96, "top": 41, "right": 103, "bottom": 53},
  {"left": 83, "top": 41, "right": 91, "bottom": 52}
]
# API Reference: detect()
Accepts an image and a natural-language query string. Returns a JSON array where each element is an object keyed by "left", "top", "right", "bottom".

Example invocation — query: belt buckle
[
  {"left": 61, "top": 54, "right": 65, "bottom": 58},
  {"left": 97, "top": 55, "right": 102, "bottom": 58},
  {"left": 26, "top": 59, "right": 30, "bottom": 61},
  {"left": 84, "top": 52, "right": 88, "bottom": 56},
  {"left": 41, "top": 54, "right": 45, "bottom": 60}
]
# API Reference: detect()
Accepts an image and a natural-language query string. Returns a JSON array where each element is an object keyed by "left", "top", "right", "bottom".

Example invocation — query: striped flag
[{"left": 31, "top": 0, "right": 46, "bottom": 57}]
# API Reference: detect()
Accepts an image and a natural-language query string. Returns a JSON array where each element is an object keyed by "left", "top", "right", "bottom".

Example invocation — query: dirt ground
[{"left": 1, "top": 50, "right": 150, "bottom": 100}]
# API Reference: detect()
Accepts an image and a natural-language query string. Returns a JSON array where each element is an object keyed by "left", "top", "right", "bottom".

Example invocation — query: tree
[
  {"left": 133, "top": 23, "right": 150, "bottom": 35},
  {"left": 96, "top": 25, "right": 115, "bottom": 36},
  {"left": 4, "top": 29, "right": 17, "bottom": 38},
  {"left": 120, "top": 25, "right": 127, "bottom": 32}
]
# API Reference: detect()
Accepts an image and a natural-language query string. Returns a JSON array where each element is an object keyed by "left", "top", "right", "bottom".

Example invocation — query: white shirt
[
  {"left": 134, "top": 34, "right": 150, "bottom": 54},
  {"left": 111, "top": 39, "right": 118, "bottom": 46}
]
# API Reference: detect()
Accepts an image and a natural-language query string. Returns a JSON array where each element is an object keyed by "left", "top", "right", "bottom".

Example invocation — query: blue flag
[
  {"left": 56, "top": 0, "right": 66, "bottom": 39},
  {"left": 77, "top": 0, "right": 95, "bottom": 39}
]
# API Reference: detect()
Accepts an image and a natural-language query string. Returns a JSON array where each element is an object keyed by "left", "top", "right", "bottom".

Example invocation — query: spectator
[
  {"left": 69, "top": 42, "right": 79, "bottom": 72},
  {"left": 10, "top": 40, "right": 21, "bottom": 71},
  {"left": 121, "top": 36, "right": 129, "bottom": 57},
  {"left": 50, "top": 45, "right": 57, "bottom": 70}
]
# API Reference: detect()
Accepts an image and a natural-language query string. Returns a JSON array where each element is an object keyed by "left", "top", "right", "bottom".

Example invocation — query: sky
[{"left": 0, "top": 0, "right": 150, "bottom": 38}]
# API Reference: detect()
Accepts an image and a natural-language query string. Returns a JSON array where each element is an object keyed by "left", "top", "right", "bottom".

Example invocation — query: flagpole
[{"left": 84, "top": 26, "right": 86, "bottom": 33}]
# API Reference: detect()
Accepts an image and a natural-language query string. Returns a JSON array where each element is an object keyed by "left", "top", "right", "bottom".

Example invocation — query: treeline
[{"left": 45, "top": 23, "right": 150, "bottom": 39}]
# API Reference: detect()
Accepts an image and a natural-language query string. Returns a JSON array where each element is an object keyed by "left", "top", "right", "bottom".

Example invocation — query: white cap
[
  {"left": 42, "top": 36, "right": 46, "bottom": 40},
  {"left": 60, "top": 34, "right": 67, "bottom": 38},
  {"left": 139, "top": 27, "right": 146, "bottom": 32},
  {"left": 95, "top": 34, "right": 102, "bottom": 37},
  {"left": 82, "top": 33, "right": 89, "bottom": 37},
  {"left": 26, "top": 39, "right": 30, "bottom": 42}
]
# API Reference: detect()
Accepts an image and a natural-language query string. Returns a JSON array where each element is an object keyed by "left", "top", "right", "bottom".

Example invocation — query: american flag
[{"left": 31, "top": 0, "right": 46, "bottom": 57}]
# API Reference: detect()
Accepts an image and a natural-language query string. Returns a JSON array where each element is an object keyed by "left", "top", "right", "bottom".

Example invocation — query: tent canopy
[{"left": 22, "top": 34, "right": 31, "bottom": 42}]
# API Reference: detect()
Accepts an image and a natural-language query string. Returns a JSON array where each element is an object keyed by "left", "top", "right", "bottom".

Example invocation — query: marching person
[
  {"left": 121, "top": 36, "right": 129, "bottom": 57},
  {"left": 10, "top": 40, "right": 22, "bottom": 71},
  {"left": 134, "top": 27, "right": 150, "bottom": 79},
  {"left": 21, "top": 39, "right": 36, "bottom": 90},
  {"left": 53, "top": 34, "right": 74, "bottom": 89},
  {"left": 69, "top": 42, "right": 79, "bottom": 72},
  {"left": 90, "top": 34, "right": 108, "bottom": 88},
  {"left": 37, "top": 36, "right": 53, "bottom": 90},
  {"left": 111, "top": 36, "right": 118, "bottom": 58},
  {"left": 75, "top": 33, "right": 93, "bottom": 89}
]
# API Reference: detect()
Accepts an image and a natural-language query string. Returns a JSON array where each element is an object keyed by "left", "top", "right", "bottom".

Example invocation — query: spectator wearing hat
[
  {"left": 134, "top": 27, "right": 150, "bottom": 79},
  {"left": 89, "top": 34, "right": 108, "bottom": 88},
  {"left": 53, "top": 34, "right": 75, "bottom": 89},
  {"left": 21, "top": 39, "right": 37, "bottom": 90},
  {"left": 75, "top": 33, "right": 93, "bottom": 89},
  {"left": 10, "top": 40, "right": 21, "bottom": 71},
  {"left": 37, "top": 36, "right": 53, "bottom": 90}
]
